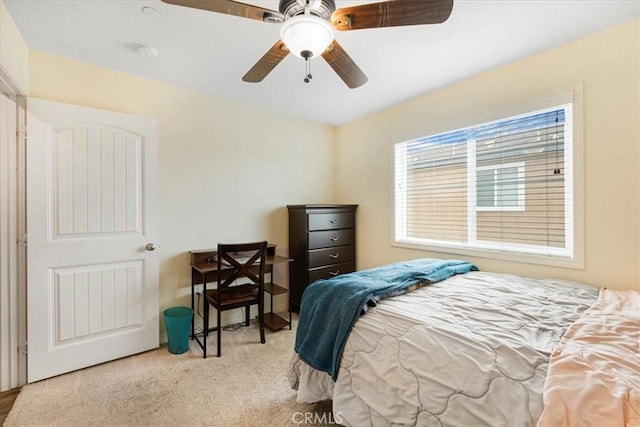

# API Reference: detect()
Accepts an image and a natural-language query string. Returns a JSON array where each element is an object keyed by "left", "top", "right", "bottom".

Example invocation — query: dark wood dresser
[{"left": 287, "top": 204, "right": 358, "bottom": 311}]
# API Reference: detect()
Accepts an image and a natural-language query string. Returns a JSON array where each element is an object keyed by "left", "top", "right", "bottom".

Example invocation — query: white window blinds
[{"left": 394, "top": 102, "right": 576, "bottom": 263}]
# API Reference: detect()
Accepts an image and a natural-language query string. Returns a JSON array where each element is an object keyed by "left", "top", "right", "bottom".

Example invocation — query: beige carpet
[{"left": 4, "top": 318, "right": 334, "bottom": 426}]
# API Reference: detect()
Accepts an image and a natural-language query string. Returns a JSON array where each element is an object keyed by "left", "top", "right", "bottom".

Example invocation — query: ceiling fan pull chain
[{"left": 304, "top": 57, "right": 312, "bottom": 83}]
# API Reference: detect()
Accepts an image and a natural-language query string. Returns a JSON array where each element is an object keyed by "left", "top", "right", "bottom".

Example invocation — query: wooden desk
[{"left": 189, "top": 245, "right": 293, "bottom": 351}]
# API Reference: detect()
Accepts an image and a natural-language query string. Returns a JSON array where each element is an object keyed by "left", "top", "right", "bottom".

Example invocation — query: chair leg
[
  {"left": 203, "top": 300, "right": 208, "bottom": 359},
  {"left": 245, "top": 305, "right": 250, "bottom": 326},
  {"left": 217, "top": 308, "right": 222, "bottom": 357},
  {"left": 258, "top": 301, "right": 265, "bottom": 344}
]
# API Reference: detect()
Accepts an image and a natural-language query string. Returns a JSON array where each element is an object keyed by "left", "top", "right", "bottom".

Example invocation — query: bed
[{"left": 286, "top": 258, "right": 640, "bottom": 427}]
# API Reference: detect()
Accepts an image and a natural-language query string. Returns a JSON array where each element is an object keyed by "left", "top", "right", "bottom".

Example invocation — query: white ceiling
[{"left": 4, "top": 0, "right": 639, "bottom": 126}]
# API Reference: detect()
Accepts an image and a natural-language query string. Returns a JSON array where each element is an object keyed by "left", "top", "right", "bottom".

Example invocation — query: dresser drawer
[
  {"left": 308, "top": 212, "right": 355, "bottom": 231},
  {"left": 308, "top": 262, "right": 356, "bottom": 283},
  {"left": 308, "top": 229, "right": 355, "bottom": 249},
  {"left": 308, "top": 245, "right": 355, "bottom": 268}
]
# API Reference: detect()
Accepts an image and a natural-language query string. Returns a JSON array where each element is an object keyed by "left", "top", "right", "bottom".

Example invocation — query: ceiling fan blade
[
  {"left": 242, "top": 40, "right": 290, "bottom": 83},
  {"left": 331, "top": 0, "right": 453, "bottom": 31},
  {"left": 321, "top": 41, "right": 368, "bottom": 89},
  {"left": 161, "top": 0, "right": 283, "bottom": 23}
]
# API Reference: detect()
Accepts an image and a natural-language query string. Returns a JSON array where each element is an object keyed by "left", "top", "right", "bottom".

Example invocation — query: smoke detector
[
  {"left": 137, "top": 44, "right": 159, "bottom": 58},
  {"left": 141, "top": 6, "right": 161, "bottom": 18}
]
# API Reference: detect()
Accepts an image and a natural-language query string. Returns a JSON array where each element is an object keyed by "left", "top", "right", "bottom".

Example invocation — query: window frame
[{"left": 391, "top": 85, "right": 584, "bottom": 269}]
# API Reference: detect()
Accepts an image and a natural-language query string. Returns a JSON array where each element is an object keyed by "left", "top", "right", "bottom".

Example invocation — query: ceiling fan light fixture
[{"left": 280, "top": 14, "right": 334, "bottom": 59}]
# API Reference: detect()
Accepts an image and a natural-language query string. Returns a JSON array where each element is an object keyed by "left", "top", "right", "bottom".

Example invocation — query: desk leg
[
  {"left": 190, "top": 273, "right": 195, "bottom": 340},
  {"left": 289, "top": 261, "right": 292, "bottom": 330},
  {"left": 288, "top": 297, "right": 292, "bottom": 330}
]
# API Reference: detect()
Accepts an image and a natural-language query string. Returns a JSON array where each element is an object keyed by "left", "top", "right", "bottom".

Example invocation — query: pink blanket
[{"left": 538, "top": 288, "right": 640, "bottom": 427}]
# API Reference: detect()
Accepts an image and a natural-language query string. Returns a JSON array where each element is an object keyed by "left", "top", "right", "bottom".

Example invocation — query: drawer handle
[
  {"left": 329, "top": 219, "right": 340, "bottom": 224},
  {"left": 329, "top": 253, "right": 340, "bottom": 259},
  {"left": 329, "top": 270, "right": 340, "bottom": 276},
  {"left": 329, "top": 236, "right": 339, "bottom": 241}
]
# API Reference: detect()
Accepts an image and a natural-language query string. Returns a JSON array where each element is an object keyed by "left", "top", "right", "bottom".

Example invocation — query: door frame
[{"left": 0, "top": 66, "right": 27, "bottom": 391}]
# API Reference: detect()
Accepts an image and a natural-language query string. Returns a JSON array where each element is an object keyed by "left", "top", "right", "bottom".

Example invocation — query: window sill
[{"left": 392, "top": 238, "right": 584, "bottom": 270}]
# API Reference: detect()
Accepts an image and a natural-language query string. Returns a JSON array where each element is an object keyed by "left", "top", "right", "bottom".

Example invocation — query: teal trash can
[{"left": 163, "top": 306, "right": 193, "bottom": 354}]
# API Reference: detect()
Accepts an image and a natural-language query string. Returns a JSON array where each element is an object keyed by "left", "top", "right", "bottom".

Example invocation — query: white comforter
[{"left": 287, "top": 271, "right": 599, "bottom": 427}]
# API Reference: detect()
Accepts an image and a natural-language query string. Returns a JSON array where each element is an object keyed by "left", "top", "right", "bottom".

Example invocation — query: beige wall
[
  {"left": 335, "top": 19, "right": 640, "bottom": 290},
  {"left": 28, "top": 50, "right": 336, "bottom": 314}
]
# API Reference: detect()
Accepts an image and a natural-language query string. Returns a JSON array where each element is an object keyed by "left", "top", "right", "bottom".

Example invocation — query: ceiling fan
[{"left": 161, "top": 0, "right": 453, "bottom": 88}]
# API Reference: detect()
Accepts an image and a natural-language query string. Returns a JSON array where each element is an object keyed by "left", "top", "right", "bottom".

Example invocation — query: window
[
  {"left": 393, "top": 92, "right": 582, "bottom": 267},
  {"left": 476, "top": 162, "right": 525, "bottom": 211}
]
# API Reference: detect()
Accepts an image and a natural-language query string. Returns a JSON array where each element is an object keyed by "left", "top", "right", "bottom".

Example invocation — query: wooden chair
[{"left": 202, "top": 241, "right": 267, "bottom": 358}]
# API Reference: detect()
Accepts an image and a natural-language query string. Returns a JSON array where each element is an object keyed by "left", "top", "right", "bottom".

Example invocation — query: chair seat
[{"left": 205, "top": 285, "right": 259, "bottom": 310}]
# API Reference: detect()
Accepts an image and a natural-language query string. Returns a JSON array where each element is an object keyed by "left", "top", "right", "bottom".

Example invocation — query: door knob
[{"left": 145, "top": 243, "right": 158, "bottom": 251}]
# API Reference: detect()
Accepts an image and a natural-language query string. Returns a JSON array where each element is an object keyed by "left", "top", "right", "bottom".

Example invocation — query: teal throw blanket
[{"left": 294, "top": 258, "right": 479, "bottom": 380}]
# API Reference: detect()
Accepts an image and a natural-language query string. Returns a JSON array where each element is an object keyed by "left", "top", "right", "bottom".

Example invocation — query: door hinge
[
  {"left": 17, "top": 126, "right": 28, "bottom": 142},
  {"left": 18, "top": 234, "right": 27, "bottom": 247},
  {"left": 18, "top": 341, "right": 27, "bottom": 355}
]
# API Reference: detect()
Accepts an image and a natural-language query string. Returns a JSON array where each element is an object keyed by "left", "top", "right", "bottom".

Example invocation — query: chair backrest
[{"left": 216, "top": 241, "right": 268, "bottom": 291}]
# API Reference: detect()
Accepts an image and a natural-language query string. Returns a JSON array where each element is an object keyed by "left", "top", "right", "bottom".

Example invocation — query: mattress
[{"left": 287, "top": 270, "right": 600, "bottom": 426}]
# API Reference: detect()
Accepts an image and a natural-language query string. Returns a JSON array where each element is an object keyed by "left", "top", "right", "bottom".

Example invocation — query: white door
[{"left": 26, "top": 98, "right": 159, "bottom": 382}]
